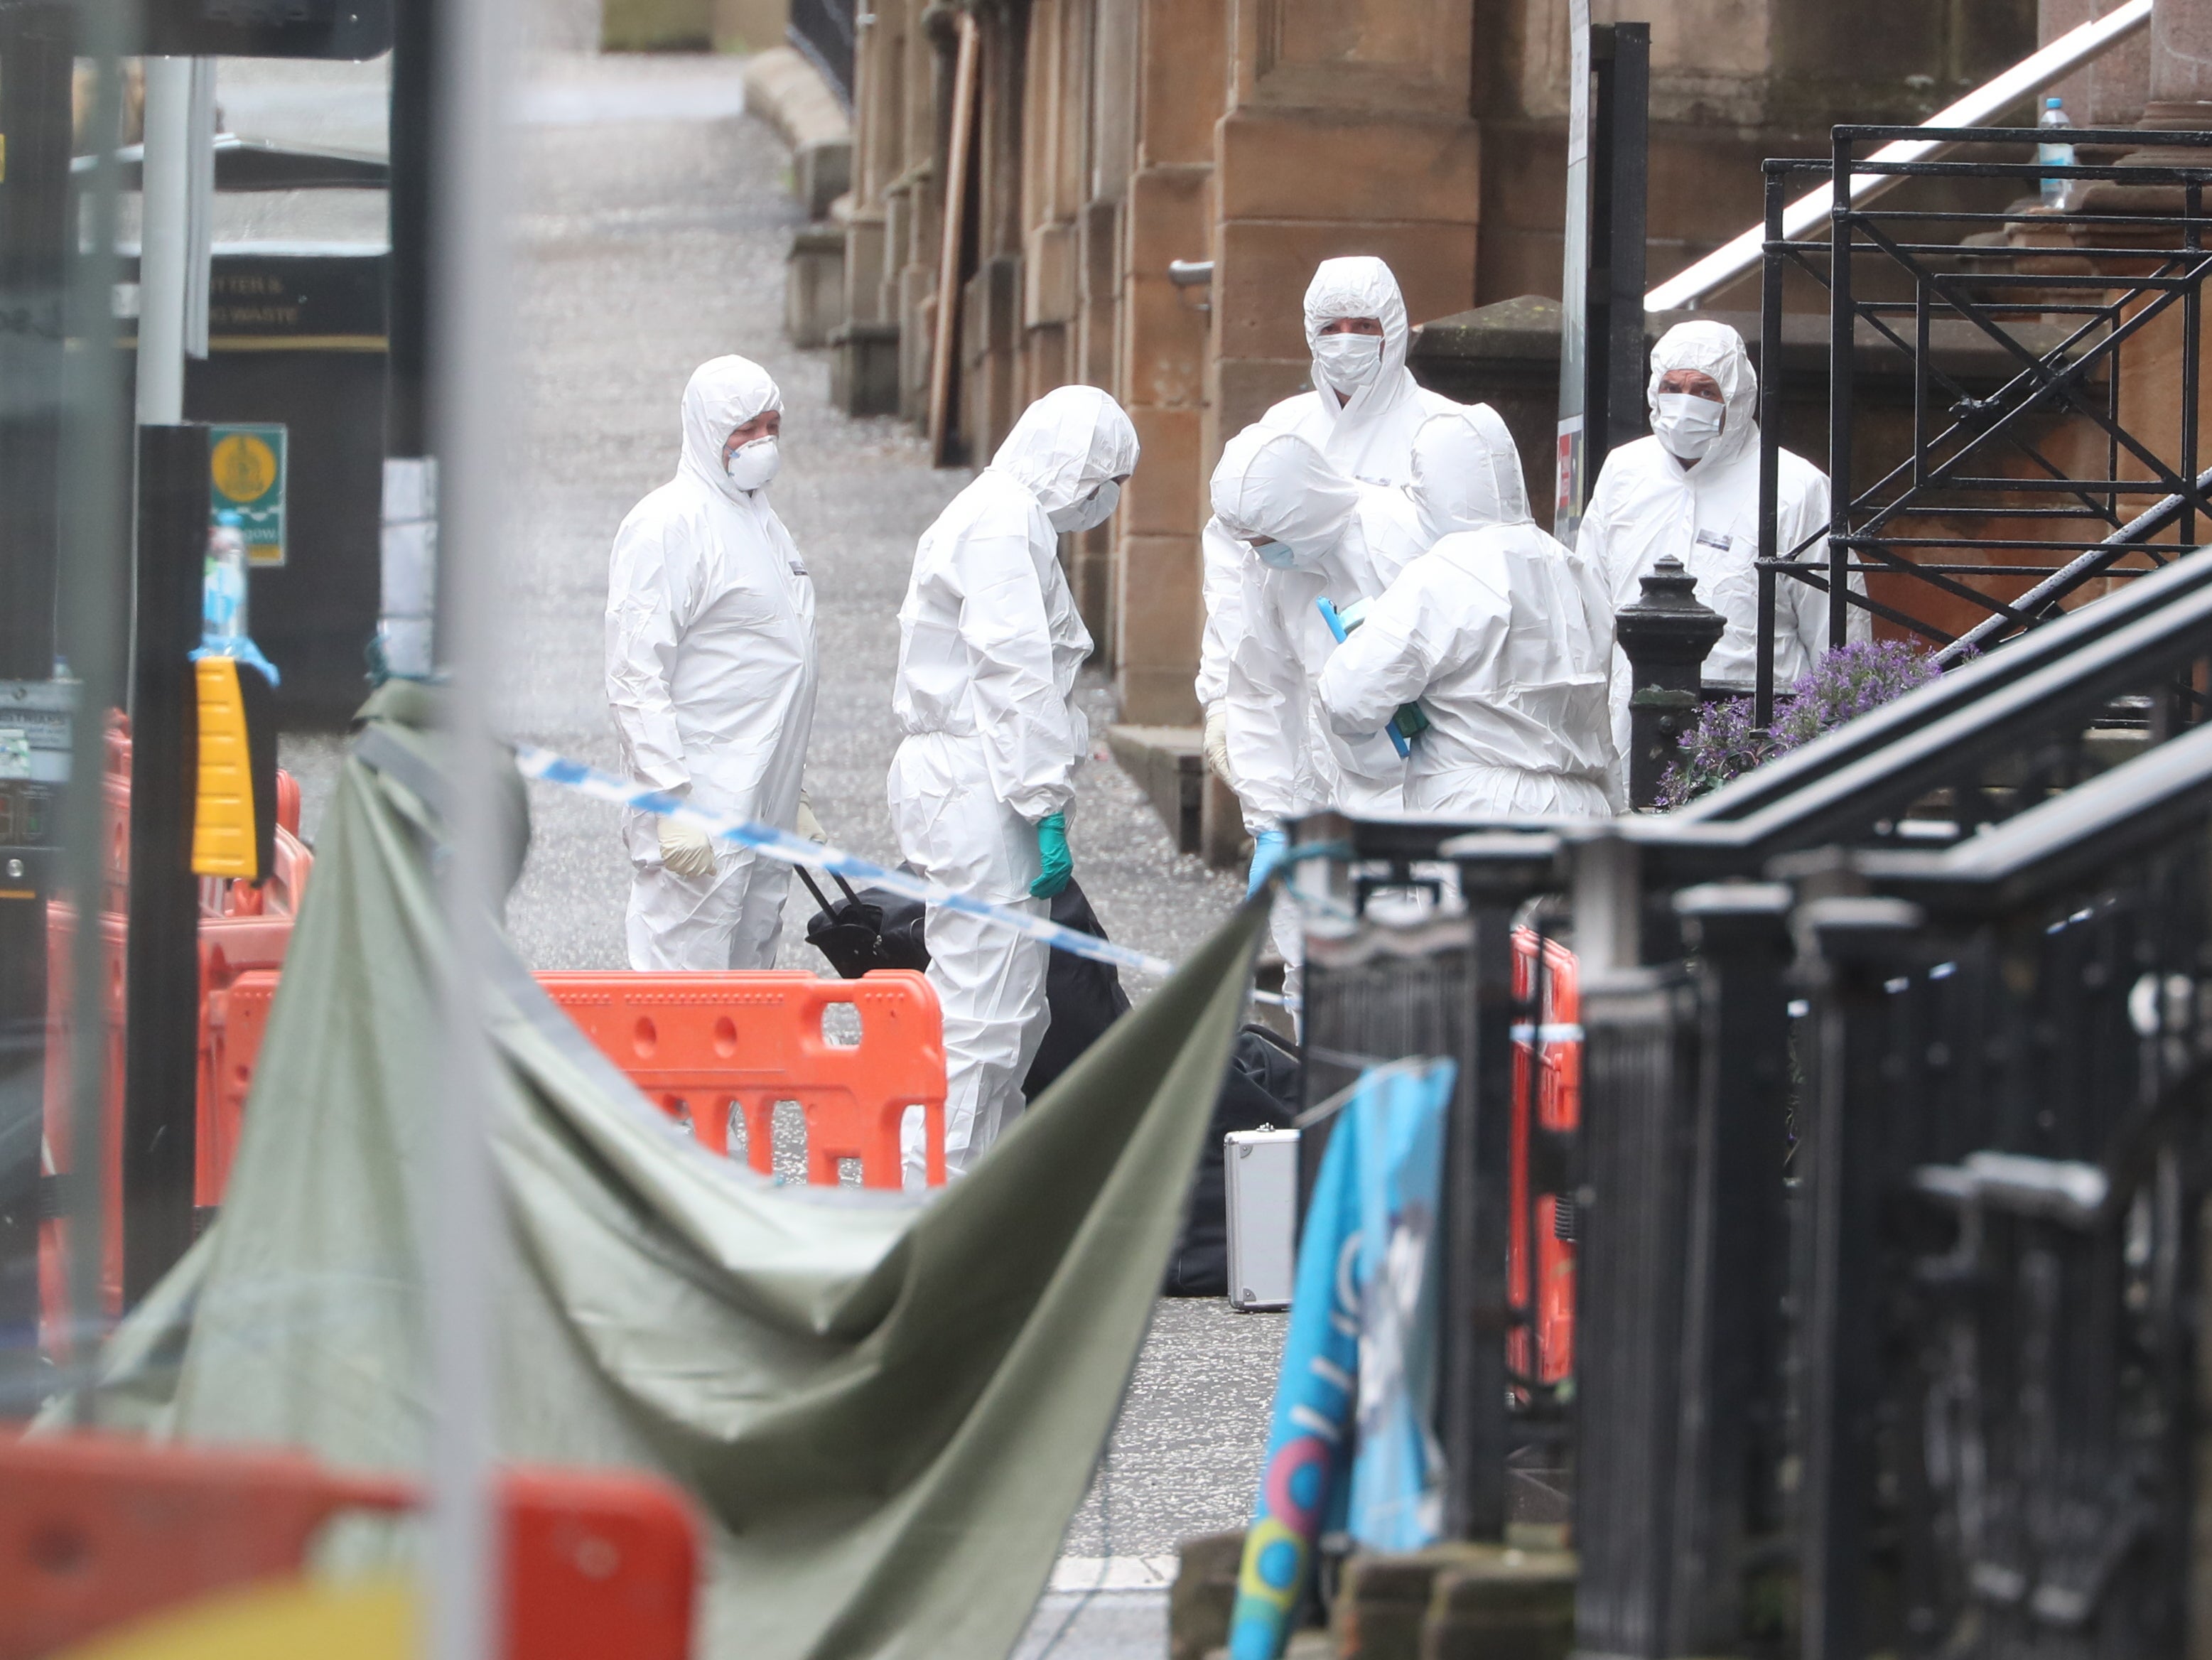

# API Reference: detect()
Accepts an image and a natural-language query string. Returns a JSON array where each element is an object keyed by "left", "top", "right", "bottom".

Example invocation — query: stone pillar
[
  {"left": 956, "top": 0, "right": 1031, "bottom": 465},
  {"left": 2039, "top": 0, "right": 2149, "bottom": 128},
  {"left": 1109, "top": 0, "right": 1224, "bottom": 721},
  {"left": 2145, "top": 0, "right": 2212, "bottom": 126},
  {"left": 893, "top": 1, "right": 956, "bottom": 426},
  {"left": 1614, "top": 554, "right": 1725, "bottom": 811},
  {"left": 1069, "top": 0, "right": 1137, "bottom": 645},
  {"left": 1207, "top": 0, "right": 1482, "bottom": 456}
]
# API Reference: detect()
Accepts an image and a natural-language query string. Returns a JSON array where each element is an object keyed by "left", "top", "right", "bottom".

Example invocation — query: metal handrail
[
  {"left": 1694, "top": 546, "right": 2212, "bottom": 822},
  {"left": 1356, "top": 555, "right": 2212, "bottom": 890},
  {"left": 1935, "top": 465, "right": 2212, "bottom": 664},
  {"left": 1853, "top": 718, "right": 2212, "bottom": 909},
  {"left": 1645, "top": 0, "right": 2151, "bottom": 313}
]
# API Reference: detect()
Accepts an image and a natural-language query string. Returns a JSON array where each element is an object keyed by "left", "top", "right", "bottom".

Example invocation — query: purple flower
[{"left": 1656, "top": 640, "right": 1943, "bottom": 809}]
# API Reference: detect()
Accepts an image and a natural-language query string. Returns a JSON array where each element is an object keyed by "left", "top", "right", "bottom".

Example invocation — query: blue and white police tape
[{"left": 516, "top": 744, "right": 1224, "bottom": 988}]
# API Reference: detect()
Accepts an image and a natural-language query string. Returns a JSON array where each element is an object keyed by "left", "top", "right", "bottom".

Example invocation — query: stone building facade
[{"left": 826, "top": 0, "right": 2043, "bottom": 724}]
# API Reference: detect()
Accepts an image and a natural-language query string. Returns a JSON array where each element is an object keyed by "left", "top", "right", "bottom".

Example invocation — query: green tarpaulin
[{"left": 65, "top": 687, "right": 1266, "bottom": 1659}]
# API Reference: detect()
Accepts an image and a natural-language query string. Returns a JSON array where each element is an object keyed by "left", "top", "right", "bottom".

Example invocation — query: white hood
[
  {"left": 987, "top": 384, "right": 1141, "bottom": 515},
  {"left": 1209, "top": 427, "right": 1360, "bottom": 571},
  {"left": 1646, "top": 320, "right": 1759, "bottom": 470},
  {"left": 1303, "top": 256, "right": 1410, "bottom": 403},
  {"left": 1297, "top": 254, "right": 1450, "bottom": 490},
  {"left": 678, "top": 355, "right": 784, "bottom": 504},
  {"left": 1408, "top": 405, "right": 1530, "bottom": 543}
]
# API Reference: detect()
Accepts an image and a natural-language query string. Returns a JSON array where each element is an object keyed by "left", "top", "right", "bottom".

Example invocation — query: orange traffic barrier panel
[
  {"left": 40, "top": 822, "right": 313, "bottom": 1344},
  {"left": 0, "top": 1433, "right": 697, "bottom": 1660},
  {"left": 201, "top": 969, "right": 281, "bottom": 1211},
  {"left": 194, "top": 969, "right": 949, "bottom": 1202},
  {"left": 539, "top": 970, "right": 949, "bottom": 1187},
  {"left": 1509, "top": 927, "right": 1580, "bottom": 1389}
]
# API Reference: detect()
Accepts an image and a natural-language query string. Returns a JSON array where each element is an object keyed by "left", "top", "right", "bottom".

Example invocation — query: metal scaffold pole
[{"left": 423, "top": 0, "right": 519, "bottom": 1647}]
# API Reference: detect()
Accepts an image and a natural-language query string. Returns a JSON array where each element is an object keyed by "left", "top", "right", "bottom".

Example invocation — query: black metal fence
[
  {"left": 1755, "top": 127, "right": 2212, "bottom": 725},
  {"left": 1297, "top": 530, "right": 2212, "bottom": 1654}
]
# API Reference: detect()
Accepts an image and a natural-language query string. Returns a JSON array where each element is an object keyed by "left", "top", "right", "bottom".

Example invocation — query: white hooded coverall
[
  {"left": 608, "top": 355, "right": 818, "bottom": 971},
  {"left": 1317, "top": 410, "right": 1619, "bottom": 818},
  {"left": 1196, "top": 256, "right": 1460, "bottom": 760},
  {"left": 1213, "top": 426, "right": 1424, "bottom": 970},
  {"left": 1576, "top": 320, "right": 1865, "bottom": 769},
  {"left": 1214, "top": 426, "right": 1424, "bottom": 832},
  {"left": 888, "top": 385, "right": 1139, "bottom": 1177}
]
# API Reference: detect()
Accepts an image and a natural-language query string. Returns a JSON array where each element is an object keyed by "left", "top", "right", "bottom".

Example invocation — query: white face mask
[
  {"left": 1047, "top": 478, "right": 1121, "bottom": 534},
  {"left": 725, "top": 435, "right": 780, "bottom": 490},
  {"left": 1650, "top": 392, "right": 1725, "bottom": 463},
  {"left": 1312, "top": 331, "right": 1384, "bottom": 392}
]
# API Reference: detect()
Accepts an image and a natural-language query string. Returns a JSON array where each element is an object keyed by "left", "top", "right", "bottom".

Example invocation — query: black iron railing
[
  {"left": 1789, "top": 725, "right": 2212, "bottom": 1659},
  {"left": 1293, "top": 532, "right": 2212, "bottom": 1651},
  {"left": 1756, "top": 126, "right": 2212, "bottom": 724}
]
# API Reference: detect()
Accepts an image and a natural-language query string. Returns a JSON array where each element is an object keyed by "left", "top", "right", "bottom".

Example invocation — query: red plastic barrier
[
  {"left": 41, "top": 775, "right": 311, "bottom": 1352},
  {"left": 1508, "top": 927, "right": 1579, "bottom": 1389},
  {"left": 539, "top": 971, "right": 949, "bottom": 1187},
  {"left": 41, "top": 867, "right": 311, "bottom": 1345},
  {"left": 200, "top": 968, "right": 281, "bottom": 1211},
  {"left": 0, "top": 1433, "right": 696, "bottom": 1660}
]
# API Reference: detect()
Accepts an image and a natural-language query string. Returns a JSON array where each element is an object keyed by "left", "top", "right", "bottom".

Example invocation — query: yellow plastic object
[
  {"left": 193, "top": 655, "right": 259, "bottom": 878},
  {"left": 54, "top": 1577, "right": 412, "bottom": 1660}
]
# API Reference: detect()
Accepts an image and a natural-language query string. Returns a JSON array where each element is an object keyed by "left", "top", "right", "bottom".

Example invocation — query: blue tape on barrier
[{"left": 512, "top": 745, "right": 1187, "bottom": 980}]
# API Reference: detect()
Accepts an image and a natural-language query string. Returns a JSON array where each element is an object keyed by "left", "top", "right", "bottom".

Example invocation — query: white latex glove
[
  {"left": 1203, "top": 702, "right": 1233, "bottom": 786},
  {"left": 795, "top": 789, "right": 828, "bottom": 844},
  {"left": 658, "top": 819, "right": 717, "bottom": 879}
]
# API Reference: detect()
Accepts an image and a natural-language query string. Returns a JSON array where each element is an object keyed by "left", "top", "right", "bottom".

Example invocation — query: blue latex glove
[
  {"left": 1247, "top": 828, "right": 1289, "bottom": 898},
  {"left": 1030, "top": 811, "right": 1072, "bottom": 899}
]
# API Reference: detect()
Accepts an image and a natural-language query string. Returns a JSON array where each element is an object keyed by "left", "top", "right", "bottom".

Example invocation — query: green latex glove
[
  {"left": 1030, "top": 811, "right": 1072, "bottom": 900},
  {"left": 1391, "top": 702, "right": 1431, "bottom": 741}
]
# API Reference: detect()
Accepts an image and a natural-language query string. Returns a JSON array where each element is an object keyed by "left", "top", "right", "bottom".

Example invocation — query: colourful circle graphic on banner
[{"left": 1262, "top": 1433, "right": 1331, "bottom": 1533}]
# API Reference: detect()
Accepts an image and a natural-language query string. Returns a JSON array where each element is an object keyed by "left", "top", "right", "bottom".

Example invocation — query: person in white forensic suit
[
  {"left": 1197, "top": 254, "right": 1458, "bottom": 809},
  {"left": 1317, "top": 408, "right": 1619, "bottom": 819},
  {"left": 608, "top": 355, "right": 821, "bottom": 971},
  {"left": 1577, "top": 319, "right": 1865, "bottom": 773},
  {"left": 888, "top": 384, "right": 1138, "bottom": 1178},
  {"left": 1212, "top": 426, "right": 1425, "bottom": 968}
]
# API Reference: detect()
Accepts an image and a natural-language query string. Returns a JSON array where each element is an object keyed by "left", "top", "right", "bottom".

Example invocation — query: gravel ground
[{"left": 262, "top": 48, "right": 1283, "bottom": 1654}]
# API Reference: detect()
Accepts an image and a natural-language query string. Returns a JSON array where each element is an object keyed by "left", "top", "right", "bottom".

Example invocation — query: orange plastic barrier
[
  {"left": 1508, "top": 927, "right": 1579, "bottom": 1389},
  {"left": 200, "top": 968, "right": 281, "bottom": 1212},
  {"left": 204, "top": 969, "right": 950, "bottom": 1195},
  {"left": 0, "top": 1433, "right": 696, "bottom": 1660},
  {"left": 539, "top": 971, "right": 948, "bottom": 1187},
  {"left": 38, "top": 726, "right": 311, "bottom": 1349}
]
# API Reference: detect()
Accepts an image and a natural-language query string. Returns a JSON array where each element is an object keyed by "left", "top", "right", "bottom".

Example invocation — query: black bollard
[{"left": 1614, "top": 555, "right": 1725, "bottom": 810}]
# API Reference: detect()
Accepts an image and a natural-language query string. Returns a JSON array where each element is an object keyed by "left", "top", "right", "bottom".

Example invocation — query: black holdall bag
[
  {"left": 799, "top": 868, "right": 928, "bottom": 977},
  {"left": 798, "top": 871, "right": 1126, "bottom": 1101}
]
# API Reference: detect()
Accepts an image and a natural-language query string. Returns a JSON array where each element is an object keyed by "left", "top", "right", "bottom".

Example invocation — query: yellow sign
[
  {"left": 208, "top": 423, "right": 288, "bottom": 567},
  {"left": 211, "top": 432, "right": 278, "bottom": 502},
  {"left": 192, "top": 655, "right": 261, "bottom": 879}
]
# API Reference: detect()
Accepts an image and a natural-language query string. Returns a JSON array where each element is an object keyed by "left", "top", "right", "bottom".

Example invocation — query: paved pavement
[{"left": 257, "top": 48, "right": 1281, "bottom": 1657}]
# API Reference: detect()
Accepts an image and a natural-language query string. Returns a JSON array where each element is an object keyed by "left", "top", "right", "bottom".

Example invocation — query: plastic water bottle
[
  {"left": 2039, "top": 96, "right": 2076, "bottom": 210},
  {"left": 204, "top": 510, "right": 250, "bottom": 643}
]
